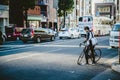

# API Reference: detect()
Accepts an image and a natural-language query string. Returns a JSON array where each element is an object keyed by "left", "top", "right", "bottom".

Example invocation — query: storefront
[
  {"left": 0, "top": 5, "right": 9, "bottom": 33},
  {"left": 27, "top": 15, "right": 42, "bottom": 28}
]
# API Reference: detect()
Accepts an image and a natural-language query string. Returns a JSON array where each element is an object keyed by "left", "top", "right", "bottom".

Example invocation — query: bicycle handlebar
[
  {"left": 79, "top": 43, "right": 86, "bottom": 47},
  {"left": 79, "top": 42, "right": 98, "bottom": 47}
]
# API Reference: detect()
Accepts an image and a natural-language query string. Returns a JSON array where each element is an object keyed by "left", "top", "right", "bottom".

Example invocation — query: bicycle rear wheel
[
  {"left": 77, "top": 51, "right": 85, "bottom": 65},
  {"left": 94, "top": 48, "right": 102, "bottom": 62}
]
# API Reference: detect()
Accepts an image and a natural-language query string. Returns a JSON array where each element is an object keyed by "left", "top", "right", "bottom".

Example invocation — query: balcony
[
  {"left": 41, "top": 11, "right": 47, "bottom": 17},
  {"left": 38, "top": 0, "right": 48, "bottom": 6}
]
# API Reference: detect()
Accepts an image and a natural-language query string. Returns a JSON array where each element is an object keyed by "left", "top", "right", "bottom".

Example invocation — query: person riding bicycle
[{"left": 81, "top": 26, "right": 96, "bottom": 64}]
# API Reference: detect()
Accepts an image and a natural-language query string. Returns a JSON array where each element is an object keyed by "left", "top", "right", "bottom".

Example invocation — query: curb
[{"left": 111, "top": 62, "right": 120, "bottom": 74}]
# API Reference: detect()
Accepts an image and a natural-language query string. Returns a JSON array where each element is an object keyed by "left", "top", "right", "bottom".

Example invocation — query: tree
[
  {"left": 20, "top": 0, "right": 36, "bottom": 27},
  {"left": 0, "top": 0, "right": 9, "bottom": 5},
  {"left": 9, "top": 0, "right": 36, "bottom": 27},
  {"left": 58, "top": 0, "right": 74, "bottom": 28}
]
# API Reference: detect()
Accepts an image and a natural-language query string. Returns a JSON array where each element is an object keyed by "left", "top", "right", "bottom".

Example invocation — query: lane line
[
  {"left": 0, "top": 44, "right": 110, "bottom": 53},
  {"left": 0, "top": 46, "right": 33, "bottom": 53},
  {"left": 0, "top": 49, "right": 63, "bottom": 64}
]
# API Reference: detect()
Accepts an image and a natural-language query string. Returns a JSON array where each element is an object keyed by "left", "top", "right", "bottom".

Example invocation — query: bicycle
[{"left": 77, "top": 43, "right": 102, "bottom": 65}]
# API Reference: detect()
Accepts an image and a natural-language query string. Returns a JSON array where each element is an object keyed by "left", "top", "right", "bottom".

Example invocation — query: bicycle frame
[{"left": 77, "top": 43, "right": 101, "bottom": 65}]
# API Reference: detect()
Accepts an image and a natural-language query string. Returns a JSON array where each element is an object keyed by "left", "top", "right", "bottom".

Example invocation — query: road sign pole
[{"left": 119, "top": 31, "right": 120, "bottom": 64}]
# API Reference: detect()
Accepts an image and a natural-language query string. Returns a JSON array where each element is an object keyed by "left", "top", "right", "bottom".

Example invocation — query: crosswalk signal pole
[
  {"left": 119, "top": 48, "right": 120, "bottom": 64},
  {"left": 118, "top": 32, "right": 120, "bottom": 64}
]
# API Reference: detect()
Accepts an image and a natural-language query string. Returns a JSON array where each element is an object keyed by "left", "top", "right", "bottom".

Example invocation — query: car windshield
[
  {"left": 5, "top": 28, "right": 14, "bottom": 34},
  {"left": 22, "top": 29, "right": 31, "bottom": 34},
  {"left": 112, "top": 24, "right": 120, "bottom": 31}
]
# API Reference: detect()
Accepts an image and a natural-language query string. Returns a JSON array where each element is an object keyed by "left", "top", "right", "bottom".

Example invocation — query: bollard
[{"left": 119, "top": 48, "right": 120, "bottom": 64}]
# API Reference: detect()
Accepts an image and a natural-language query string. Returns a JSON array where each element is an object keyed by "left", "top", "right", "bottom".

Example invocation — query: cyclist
[{"left": 81, "top": 26, "right": 96, "bottom": 64}]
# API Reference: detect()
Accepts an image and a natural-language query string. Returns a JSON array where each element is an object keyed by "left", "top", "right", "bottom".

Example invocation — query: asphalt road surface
[{"left": 0, "top": 36, "right": 120, "bottom": 80}]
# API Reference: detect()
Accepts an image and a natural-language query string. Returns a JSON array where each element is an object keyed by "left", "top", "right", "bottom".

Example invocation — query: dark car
[
  {"left": 20, "top": 28, "right": 55, "bottom": 43},
  {"left": 0, "top": 31, "right": 6, "bottom": 45},
  {"left": 5, "top": 26, "right": 23, "bottom": 41}
]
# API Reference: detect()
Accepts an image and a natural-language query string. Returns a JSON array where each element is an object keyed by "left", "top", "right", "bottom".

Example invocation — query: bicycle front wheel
[
  {"left": 77, "top": 51, "right": 85, "bottom": 65},
  {"left": 94, "top": 48, "right": 102, "bottom": 62}
]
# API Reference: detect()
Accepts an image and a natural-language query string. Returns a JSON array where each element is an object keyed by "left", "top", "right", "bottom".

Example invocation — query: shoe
[
  {"left": 85, "top": 62, "right": 89, "bottom": 65},
  {"left": 80, "top": 62, "right": 89, "bottom": 65},
  {"left": 92, "top": 61, "right": 96, "bottom": 64},
  {"left": 91, "top": 63, "right": 95, "bottom": 66},
  {"left": 91, "top": 62, "right": 96, "bottom": 66}
]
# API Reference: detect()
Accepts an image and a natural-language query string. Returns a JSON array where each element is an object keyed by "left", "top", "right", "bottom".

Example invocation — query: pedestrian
[{"left": 82, "top": 26, "right": 96, "bottom": 64}]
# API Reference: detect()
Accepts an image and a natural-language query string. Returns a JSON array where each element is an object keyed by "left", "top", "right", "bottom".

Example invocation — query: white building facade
[{"left": 0, "top": 5, "right": 9, "bottom": 33}]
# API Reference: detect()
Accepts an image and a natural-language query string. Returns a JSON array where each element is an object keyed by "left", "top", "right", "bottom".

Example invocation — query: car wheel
[
  {"left": 59, "top": 37, "right": 62, "bottom": 39},
  {"left": 111, "top": 46, "right": 115, "bottom": 48},
  {"left": 71, "top": 34, "right": 74, "bottom": 39},
  {"left": 0, "top": 38, "right": 3, "bottom": 45},
  {"left": 51, "top": 36, "right": 55, "bottom": 41},
  {"left": 78, "top": 34, "right": 81, "bottom": 39},
  {"left": 36, "top": 37, "right": 41, "bottom": 43}
]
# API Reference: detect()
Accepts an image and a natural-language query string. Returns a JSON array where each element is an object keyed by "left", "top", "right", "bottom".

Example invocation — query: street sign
[{"left": 96, "top": 11, "right": 100, "bottom": 16}]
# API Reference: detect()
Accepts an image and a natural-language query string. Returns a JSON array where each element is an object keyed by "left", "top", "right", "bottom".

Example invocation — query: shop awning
[{"left": 28, "top": 15, "right": 42, "bottom": 21}]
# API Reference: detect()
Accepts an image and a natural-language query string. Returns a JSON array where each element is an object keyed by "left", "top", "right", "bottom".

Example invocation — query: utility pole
[
  {"left": 119, "top": 31, "right": 120, "bottom": 64},
  {"left": 53, "top": 0, "right": 59, "bottom": 31}
]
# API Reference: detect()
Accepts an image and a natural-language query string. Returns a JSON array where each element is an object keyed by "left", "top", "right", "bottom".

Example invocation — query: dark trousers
[{"left": 84, "top": 40, "right": 95, "bottom": 64}]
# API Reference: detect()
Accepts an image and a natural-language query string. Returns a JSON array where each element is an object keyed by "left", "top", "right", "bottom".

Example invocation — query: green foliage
[
  {"left": 9, "top": 0, "right": 36, "bottom": 27},
  {"left": 20, "top": 0, "right": 36, "bottom": 10},
  {"left": 57, "top": 0, "right": 74, "bottom": 17},
  {"left": 0, "top": 0, "right": 9, "bottom": 5}
]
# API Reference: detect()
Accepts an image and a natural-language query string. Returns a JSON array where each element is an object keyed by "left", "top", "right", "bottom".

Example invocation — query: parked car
[
  {"left": 20, "top": 28, "right": 55, "bottom": 43},
  {"left": 0, "top": 31, "right": 6, "bottom": 45},
  {"left": 109, "top": 23, "right": 120, "bottom": 48},
  {"left": 46, "top": 28, "right": 57, "bottom": 37},
  {"left": 5, "top": 26, "right": 23, "bottom": 41},
  {"left": 58, "top": 27, "right": 81, "bottom": 39},
  {"left": 69, "top": 28, "right": 81, "bottom": 38}
]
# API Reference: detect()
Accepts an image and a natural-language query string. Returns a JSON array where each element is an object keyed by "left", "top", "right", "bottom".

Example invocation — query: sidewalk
[{"left": 111, "top": 61, "right": 120, "bottom": 74}]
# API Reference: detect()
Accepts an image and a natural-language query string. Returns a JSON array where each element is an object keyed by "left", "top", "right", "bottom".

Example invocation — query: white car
[
  {"left": 46, "top": 28, "right": 57, "bottom": 37},
  {"left": 69, "top": 28, "right": 81, "bottom": 38},
  {"left": 58, "top": 28, "right": 80, "bottom": 39},
  {"left": 109, "top": 23, "right": 120, "bottom": 48}
]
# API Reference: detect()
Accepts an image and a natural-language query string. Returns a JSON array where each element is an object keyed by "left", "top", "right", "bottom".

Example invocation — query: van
[{"left": 109, "top": 23, "right": 120, "bottom": 48}]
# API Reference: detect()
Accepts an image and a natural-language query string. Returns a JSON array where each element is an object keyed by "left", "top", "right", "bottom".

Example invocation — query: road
[{"left": 0, "top": 36, "right": 120, "bottom": 80}]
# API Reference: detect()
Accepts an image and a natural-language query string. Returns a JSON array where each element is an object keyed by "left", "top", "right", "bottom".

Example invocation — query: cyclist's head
[{"left": 84, "top": 26, "right": 89, "bottom": 32}]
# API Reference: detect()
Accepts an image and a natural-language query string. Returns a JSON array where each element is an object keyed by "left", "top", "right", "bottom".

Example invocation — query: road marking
[
  {"left": 0, "top": 46, "right": 33, "bottom": 52},
  {"left": 34, "top": 44, "right": 110, "bottom": 48},
  {"left": 91, "top": 69, "right": 112, "bottom": 80},
  {"left": 0, "top": 49, "right": 63, "bottom": 64},
  {"left": 99, "top": 56, "right": 118, "bottom": 65},
  {"left": 0, "top": 44, "right": 110, "bottom": 53}
]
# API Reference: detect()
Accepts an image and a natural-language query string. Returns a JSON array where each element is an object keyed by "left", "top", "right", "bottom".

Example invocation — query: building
[
  {"left": 37, "top": 0, "right": 57, "bottom": 30},
  {"left": 115, "top": 0, "right": 120, "bottom": 23},
  {"left": 95, "top": 3, "right": 115, "bottom": 20},
  {"left": 27, "top": 5, "right": 41, "bottom": 28},
  {"left": 78, "top": 0, "right": 104, "bottom": 16},
  {"left": 0, "top": 5, "right": 9, "bottom": 33}
]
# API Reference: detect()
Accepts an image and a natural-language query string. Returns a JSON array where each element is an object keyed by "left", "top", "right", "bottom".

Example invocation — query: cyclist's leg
[
  {"left": 84, "top": 46, "right": 89, "bottom": 64},
  {"left": 90, "top": 40, "right": 96, "bottom": 63}
]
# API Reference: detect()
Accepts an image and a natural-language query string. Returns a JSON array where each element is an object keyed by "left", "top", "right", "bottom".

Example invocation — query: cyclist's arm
[{"left": 83, "top": 32, "right": 89, "bottom": 43}]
